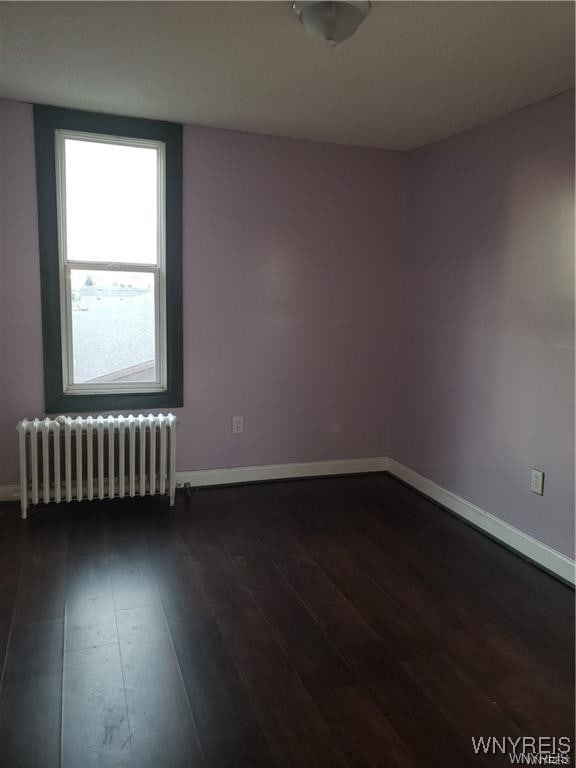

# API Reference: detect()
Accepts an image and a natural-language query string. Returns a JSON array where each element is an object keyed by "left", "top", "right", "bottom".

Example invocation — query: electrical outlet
[
  {"left": 530, "top": 469, "right": 544, "bottom": 495},
  {"left": 232, "top": 416, "right": 244, "bottom": 434}
]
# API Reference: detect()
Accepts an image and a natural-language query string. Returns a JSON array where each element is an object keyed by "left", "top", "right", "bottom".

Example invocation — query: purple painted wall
[
  {"left": 0, "top": 100, "right": 407, "bottom": 484},
  {"left": 181, "top": 126, "right": 407, "bottom": 470},
  {"left": 0, "top": 101, "right": 44, "bottom": 486},
  {"left": 391, "top": 91, "right": 575, "bottom": 557},
  {"left": 0, "top": 101, "right": 4, "bottom": 444}
]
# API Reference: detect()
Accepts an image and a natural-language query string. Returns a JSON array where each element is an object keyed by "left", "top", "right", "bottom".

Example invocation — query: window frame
[
  {"left": 56, "top": 129, "right": 167, "bottom": 396},
  {"left": 34, "top": 105, "right": 183, "bottom": 413}
]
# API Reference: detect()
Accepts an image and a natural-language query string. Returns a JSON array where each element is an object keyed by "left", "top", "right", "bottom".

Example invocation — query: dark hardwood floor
[{"left": 0, "top": 473, "right": 573, "bottom": 767}]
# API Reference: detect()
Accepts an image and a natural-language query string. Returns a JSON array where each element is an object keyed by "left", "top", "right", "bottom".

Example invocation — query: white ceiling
[{"left": 0, "top": 1, "right": 573, "bottom": 150}]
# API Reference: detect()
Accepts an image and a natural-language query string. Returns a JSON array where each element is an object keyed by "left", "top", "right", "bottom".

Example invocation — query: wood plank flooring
[{"left": 0, "top": 474, "right": 573, "bottom": 767}]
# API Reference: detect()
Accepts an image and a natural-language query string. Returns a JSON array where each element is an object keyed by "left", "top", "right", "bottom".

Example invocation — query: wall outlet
[
  {"left": 530, "top": 469, "right": 544, "bottom": 495},
  {"left": 232, "top": 416, "right": 244, "bottom": 434}
]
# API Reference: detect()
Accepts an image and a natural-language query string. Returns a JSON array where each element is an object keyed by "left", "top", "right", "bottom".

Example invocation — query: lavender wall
[
  {"left": 391, "top": 91, "right": 575, "bottom": 557},
  {"left": 0, "top": 101, "right": 44, "bottom": 486},
  {"left": 0, "top": 101, "right": 4, "bottom": 448},
  {"left": 181, "top": 126, "right": 407, "bottom": 470},
  {"left": 0, "top": 100, "right": 407, "bottom": 484}
]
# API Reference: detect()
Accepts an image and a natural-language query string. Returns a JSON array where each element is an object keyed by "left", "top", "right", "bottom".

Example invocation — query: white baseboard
[
  {"left": 0, "top": 484, "right": 18, "bottom": 503},
  {"left": 387, "top": 459, "right": 575, "bottom": 586},
  {"left": 176, "top": 456, "right": 389, "bottom": 488},
  {"left": 2, "top": 454, "right": 573, "bottom": 585},
  {"left": 0, "top": 458, "right": 388, "bottom": 505}
]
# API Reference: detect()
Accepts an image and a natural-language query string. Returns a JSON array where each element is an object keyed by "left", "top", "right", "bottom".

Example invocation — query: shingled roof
[{"left": 72, "top": 291, "right": 155, "bottom": 383}]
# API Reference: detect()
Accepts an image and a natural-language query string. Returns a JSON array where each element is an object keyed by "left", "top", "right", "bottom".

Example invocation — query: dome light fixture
[{"left": 293, "top": 1, "right": 371, "bottom": 47}]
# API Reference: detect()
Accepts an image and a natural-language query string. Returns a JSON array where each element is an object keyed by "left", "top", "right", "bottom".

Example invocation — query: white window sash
[{"left": 55, "top": 130, "right": 167, "bottom": 396}]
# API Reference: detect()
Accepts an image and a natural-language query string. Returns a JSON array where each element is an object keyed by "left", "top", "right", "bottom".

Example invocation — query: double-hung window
[{"left": 34, "top": 106, "right": 183, "bottom": 413}]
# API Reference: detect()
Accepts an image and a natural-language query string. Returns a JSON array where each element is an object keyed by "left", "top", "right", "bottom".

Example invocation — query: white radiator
[{"left": 16, "top": 413, "right": 177, "bottom": 519}]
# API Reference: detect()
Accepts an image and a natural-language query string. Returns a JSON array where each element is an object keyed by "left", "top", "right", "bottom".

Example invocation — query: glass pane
[
  {"left": 64, "top": 137, "right": 159, "bottom": 265},
  {"left": 70, "top": 270, "right": 157, "bottom": 385}
]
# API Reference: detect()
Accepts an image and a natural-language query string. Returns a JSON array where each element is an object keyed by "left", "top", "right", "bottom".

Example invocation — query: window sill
[{"left": 45, "top": 390, "right": 182, "bottom": 415}]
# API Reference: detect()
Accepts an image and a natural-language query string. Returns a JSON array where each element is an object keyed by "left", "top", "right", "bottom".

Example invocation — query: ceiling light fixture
[{"left": 293, "top": 1, "right": 371, "bottom": 47}]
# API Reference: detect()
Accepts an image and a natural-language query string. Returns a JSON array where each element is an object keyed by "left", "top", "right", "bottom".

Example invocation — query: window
[{"left": 34, "top": 106, "right": 182, "bottom": 412}]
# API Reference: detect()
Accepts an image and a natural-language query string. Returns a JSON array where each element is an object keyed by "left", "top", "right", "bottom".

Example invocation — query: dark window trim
[{"left": 34, "top": 105, "right": 183, "bottom": 414}]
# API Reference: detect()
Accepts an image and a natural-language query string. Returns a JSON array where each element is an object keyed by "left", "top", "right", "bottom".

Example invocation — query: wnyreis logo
[{"left": 471, "top": 737, "right": 572, "bottom": 765}]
